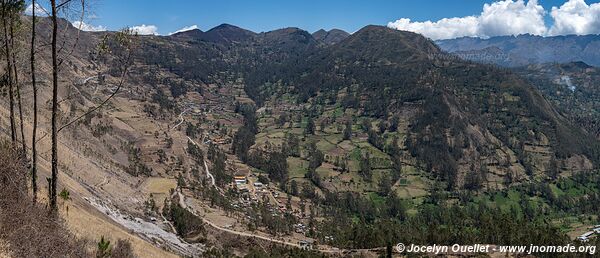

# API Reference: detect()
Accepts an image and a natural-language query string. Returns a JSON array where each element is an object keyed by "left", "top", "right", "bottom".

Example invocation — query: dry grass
[
  {"left": 0, "top": 141, "right": 89, "bottom": 257},
  {"left": 0, "top": 140, "right": 142, "bottom": 258},
  {"left": 63, "top": 200, "right": 177, "bottom": 258},
  {"left": 0, "top": 239, "right": 12, "bottom": 258},
  {"left": 141, "top": 177, "right": 177, "bottom": 195}
]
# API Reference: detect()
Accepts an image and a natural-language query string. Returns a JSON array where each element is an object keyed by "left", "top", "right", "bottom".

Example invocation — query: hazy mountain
[
  {"left": 312, "top": 28, "right": 350, "bottom": 45},
  {"left": 436, "top": 34, "right": 600, "bottom": 67},
  {"left": 171, "top": 23, "right": 256, "bottom": 44},
  {"left": 259, "top": 27, "right": 316, "bottom": 45},
  {"left": 170, "top": 28, "right": 204, "bottom": 38}
]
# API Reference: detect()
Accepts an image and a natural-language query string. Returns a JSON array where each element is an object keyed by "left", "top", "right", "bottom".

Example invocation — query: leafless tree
[
  {"left": 56, "top": 29, "right": 137, "bottom": 135},
  {"left": 9, "top": 1, "right": 26, "bottom": 154},
  {"left": 1, "top": 0, "right": 16, "bottom": 145},
  {"left": 30, "top": 0, "right": 38, "bottom": 202},
  {"left": 46, "top": 0, "right": 136, "bottom": 210},
  {"left": 49, "top": 0, "right": 58, "bottom": 210}
]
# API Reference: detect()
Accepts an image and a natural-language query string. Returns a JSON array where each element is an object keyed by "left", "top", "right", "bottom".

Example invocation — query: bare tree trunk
[
  {"left": 50, "top": 0, "right": 58, "bottom": 211},
  {"left": 10, "top": 13, "right": 26, "bottom": 154},
  {"left": 2, "top": 0, "right": 16, "bottom": 145},
  {"left": 31, "top": 0, "right": 38, "bottom": 202}
]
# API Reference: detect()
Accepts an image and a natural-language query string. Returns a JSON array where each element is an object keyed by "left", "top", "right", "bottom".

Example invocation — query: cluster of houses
[
  {"left": 577, "top": 225, "right": 600, "bottom": 242},
  {"left": 231, "top": 175, "right": 317, "bottom": 251},
  {"left": 233, "top": 175, "right": 270, "bottom": 205}
]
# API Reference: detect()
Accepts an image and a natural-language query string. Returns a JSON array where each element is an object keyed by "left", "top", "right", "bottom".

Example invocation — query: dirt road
[{"left": 186, "top": 136, "right": 216, "bottom": 187}]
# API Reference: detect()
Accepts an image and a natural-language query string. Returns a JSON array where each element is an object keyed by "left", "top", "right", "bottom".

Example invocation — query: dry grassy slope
[
  {"left": 0, "top": 239, "right": 11, "bottom": 258},
  {"left": 0, "top": 18, "right": 199, "bottom": 257},
  {"left": 0, "top": 69, "right": 178, "bottom": 258},
  {"left": 2, "top": 16, "right": 257, "bottom": 257}
]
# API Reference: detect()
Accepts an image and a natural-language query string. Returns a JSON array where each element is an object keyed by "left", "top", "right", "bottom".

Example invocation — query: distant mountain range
[
  {"left": 170, "top": 23, "right": 256, "bottom": 44},
  {"left": 436, "top": 34, "right": 600, "bottom": 67},
  {"left": 172, "top": 26, "right": 600, "bottom": 67},
  {"left": 312, "top": 29, "right": 350, "bottom": 45},
  {"left": 171, "top": 24, "right": 350, "bottom": 45}
]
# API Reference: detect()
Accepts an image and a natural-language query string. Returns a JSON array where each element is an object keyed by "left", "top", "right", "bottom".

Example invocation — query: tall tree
[
  {"left": 304, "top": 116, "right": 315, "bottom": 135},
  {"left": 50, "top": 0, "right": 59, "bottom": 210},
  {"left": 2, "top": 0, "right": 16, "bottom": 145},
  {"left": 30, "top": 0, "right": 38, "bottom": 202},
  {"left": 9, "top": 0, "right": 25, "bottom": 154}
]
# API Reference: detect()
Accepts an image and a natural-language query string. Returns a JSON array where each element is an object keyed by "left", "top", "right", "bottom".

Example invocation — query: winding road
[
  {"left": 186, "top": 136, "right": 216, "bottom": 188},
  {"left": 172, "top": 108, "right": 191, "bottom": 131}
]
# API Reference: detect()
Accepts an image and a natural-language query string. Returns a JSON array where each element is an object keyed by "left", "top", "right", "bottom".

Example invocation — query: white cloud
[
  {"left": 168, "top": 25, "right": 199, "bottom": 35},
  {"left": 388, "top": 0, "right": 547, "bottom": 40},
  {"left": 388, "top": 0, "right": 547, "bottom": 39},
  {"left": 549, "top": 0, "right": 600, "bottom": 35},
  {"left": 387, "top": 17, "right": 479, "bottom": 40},
  {"left": 130, "top": 24, "right": 159, "bottom": 35},
  {"left": 72, "top": 21, "right": 107, "bottom": 32},
  {"left": 478, "top": 0, "right": 547, "bottom": 37},
  {"left": 24, "top": 3, "right": 48, "bottom": 17}
]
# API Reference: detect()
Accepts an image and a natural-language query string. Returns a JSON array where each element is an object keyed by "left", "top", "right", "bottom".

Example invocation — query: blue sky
[
  {"left": 79, "top": 0, "right": 598, "bottom": 34},
  {"left": 85, "top": 0, "right": 498, "bottom": 33},
  {"left": 26, "top": 0, "right": 600, "bottom": 39}
]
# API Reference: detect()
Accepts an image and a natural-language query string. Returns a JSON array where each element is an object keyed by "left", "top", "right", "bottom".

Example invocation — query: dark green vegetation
[
  {"left": 515, "top": 62, "right": 600, "bottom": 140},
  {"left": 140, "top": 24, "right": 600, "bottom": 190},
  {"left": 163, "top": 198, "right": 206, "bottom": 239},
  {"left": 312, "top": 171, "right": 600, "bottom": 251}
]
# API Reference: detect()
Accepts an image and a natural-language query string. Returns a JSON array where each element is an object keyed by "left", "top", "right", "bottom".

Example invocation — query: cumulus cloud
[
  {"left": 478, "top": 0, "right": 547, "bottom": 37},
  {"left": 388, "top": 0, "right": 546, "bottom": 40},
  {"left": 387, "top": 17, "right": 479, "bottom": 40},
  {"left": 168, "top": 25, "right": 199, "bottom": 35},
  {"left": 72, "top": 21, "right": 107, "bottom": 32},
  {"left": 130, "top": 24, "right": 159, "bottom": 35},
  {"left": 549, "top": 0, "right": 600, "bottom": 35},
  {"left": 24, "top": 3, "right": 48, "bottom": 17}
]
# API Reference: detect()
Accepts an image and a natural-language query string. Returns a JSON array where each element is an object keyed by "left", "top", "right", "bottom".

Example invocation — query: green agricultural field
[
  {"left": 316, "top": 139, "right": 336, "bottom": 153},
  {"left": 288, "top": 157, "right": 307, "bottom": 179}
]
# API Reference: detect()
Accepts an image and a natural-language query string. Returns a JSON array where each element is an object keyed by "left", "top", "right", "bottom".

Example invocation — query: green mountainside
[
  {"left": 132, "top": 25, "right": 600, "bottom": 195},
  {"left": 10, "top": 18, "right": 600, "bottom": 253}
]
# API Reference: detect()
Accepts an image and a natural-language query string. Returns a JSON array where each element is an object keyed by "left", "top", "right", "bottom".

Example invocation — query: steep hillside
[
  {"left": 436, "top": 34, "right": 600, "bottom": 67},
  {"left": 0, "top": 142, "right": 89, "bottom": 257},
  {"left": 4, "top": 18, "right": 600, "bottom": 255},
  {"left": 243, "top": 25, "right": 599, "bottom": 190},
  {"left": 123, "top": 24, "right": 600, "bottom": 193},
  {"left": 0, "top": 139, "right": 142, "bottom": 258},
  {"left": 514, "top": 62, "right": 600, "bottom": 139}
]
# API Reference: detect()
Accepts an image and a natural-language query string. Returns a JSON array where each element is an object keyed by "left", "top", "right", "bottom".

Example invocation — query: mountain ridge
[
  {"left": 312, "top": 28, "right": 350, "bottom": 45},
  {"left": 170, "top": 23, "right": 256, "bottom": 44},
  {"left": 436, "top": 34, "right": 600, "bottom": 67}
]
